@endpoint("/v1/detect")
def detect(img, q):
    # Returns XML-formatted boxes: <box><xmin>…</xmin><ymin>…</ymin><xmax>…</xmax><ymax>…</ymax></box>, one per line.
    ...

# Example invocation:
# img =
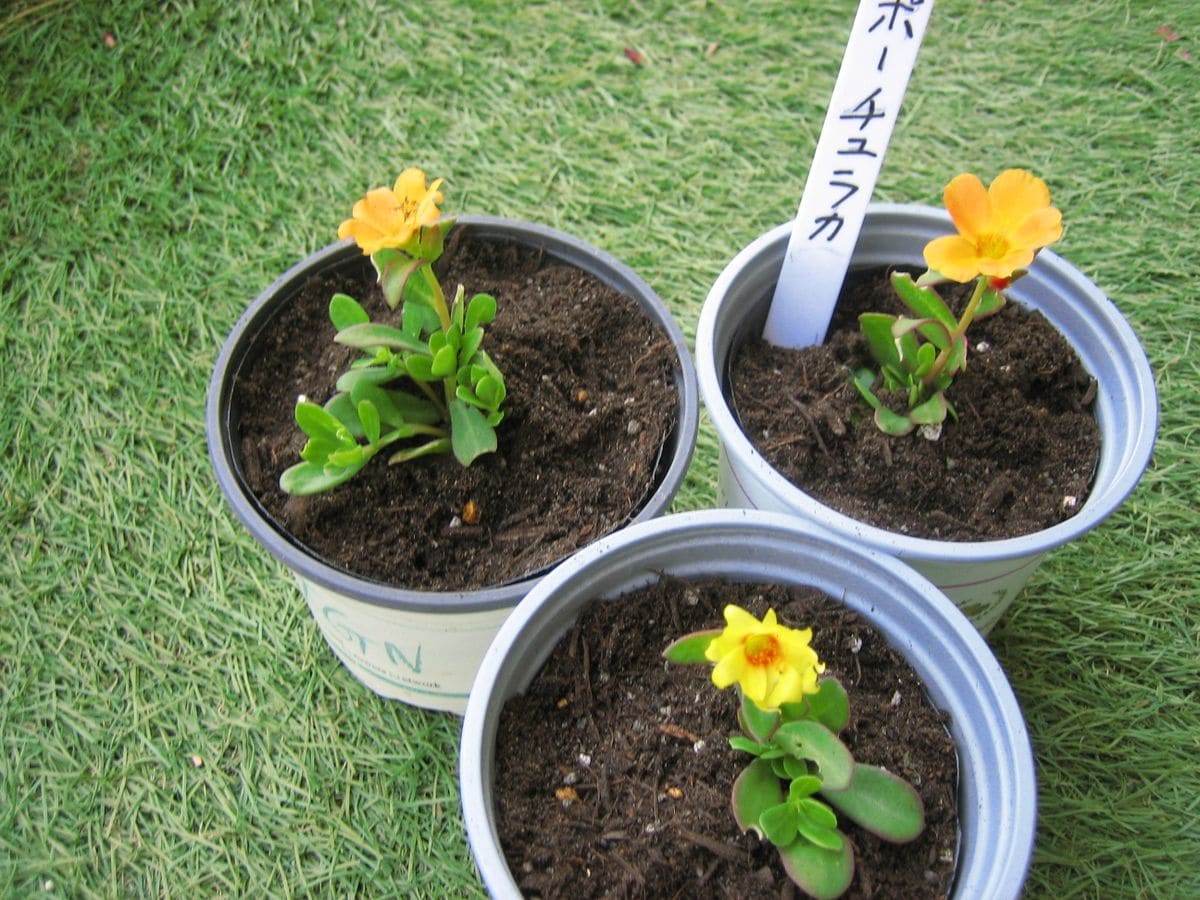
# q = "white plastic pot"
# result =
<box><xmin>695</xmin><ymin>205</ymin><xmax>1157</xmax><ymax>632</ymax></box>
<box><xmin>207</xmin><ymin>216</ymin><xmax>698</xmax><ymax>712</ymax></box>
<box><xmin>460</xmin><ymin>509</ymin><xmax>1037</xmax><ymax>899</ymax></box>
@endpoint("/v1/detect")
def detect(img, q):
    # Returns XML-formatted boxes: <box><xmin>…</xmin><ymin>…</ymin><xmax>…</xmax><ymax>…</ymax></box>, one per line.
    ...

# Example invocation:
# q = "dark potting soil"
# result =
<box><xmin>232</xmin><ymin>229</ymin><xmax>679</xmax><ymax>590</ymax></box>
<box><xmin>730</xmin><ymin>266</ymin><xmax>1101</xmax><ymax>541</ymax></box>
<box><xmin>494</xmin><ymin>579</ymin><xmax>959</xmax><ymax>899</ymax></box>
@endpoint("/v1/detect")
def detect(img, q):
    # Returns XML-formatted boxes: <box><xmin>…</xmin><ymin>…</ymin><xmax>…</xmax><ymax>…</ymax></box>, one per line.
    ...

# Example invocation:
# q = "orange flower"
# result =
<box><xmin>337</xmin><ymin>168</ymin><xmax>445</xmax><ymax>255</ymax></box>
<box><xmin>705</xmin><ymin>605</ymin><xmax>825</xmax><ymax>710</ymax></box>
<box><xmin>923</xmin><ymin>169</ymin><xmax>1063</xmax><ymax>283</ymax></box>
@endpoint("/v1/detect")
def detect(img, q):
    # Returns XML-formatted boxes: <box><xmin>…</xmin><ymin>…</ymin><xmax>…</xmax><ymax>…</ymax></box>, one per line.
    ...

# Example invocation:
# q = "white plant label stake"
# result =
<box><xmin>762</xmin><ymin>0</ymin><xmax>935</xmax><ymax>349</ymax></box>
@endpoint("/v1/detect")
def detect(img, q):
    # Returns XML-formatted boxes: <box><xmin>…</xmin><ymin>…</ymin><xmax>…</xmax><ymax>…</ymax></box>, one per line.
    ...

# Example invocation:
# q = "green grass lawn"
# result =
<box><xmin>3</xmin><ymin>1</ymin><xmax>1197</xmax><ymax>896</ymax></box>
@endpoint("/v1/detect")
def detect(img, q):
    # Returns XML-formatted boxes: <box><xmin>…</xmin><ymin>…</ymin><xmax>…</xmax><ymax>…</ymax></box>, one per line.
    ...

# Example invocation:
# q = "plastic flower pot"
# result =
<box><xmin>695</xmin><ymin>204</ymin><xmax>1157</xmax><ymax>633</ymax></box>
<box><xmin>460</xmin><ymin>509</ymin><xmax>1036</xmax><ymax>899</ymax></box>
<box><xmin>207</xmin><ymin>216</ymin><xmax>698</xmax><ymax>713</ymax></box>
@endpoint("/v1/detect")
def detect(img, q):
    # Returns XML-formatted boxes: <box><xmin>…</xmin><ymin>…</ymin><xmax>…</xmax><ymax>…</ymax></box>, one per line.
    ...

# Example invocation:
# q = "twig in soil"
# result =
<box><xmin>580</xmin><ymin>635</ymin><xmax>594</xmax><ymax>708</ymax></box>
<box><xmin>603</xmin><ymin>848</ymin><xmax>645</xmax><ymax>887</ymax></box>
<box><xmin>787</xmin><ymin>395</ymin><xmax>830</xmax><ymax>455</ymax></box>
<box><xmin>672</xmin><ymin>825</ymin><xmax>751</xmax><ymax>866</ymax></box>
<box><xmin>658</xmin><ymin>722</ymin><xmax>702</xmax><ymax>743</ymax></box>
<box><xmin>630</xmin><ymin>337</ymin><xmax>672</xmax><ymax>375</ymax></box>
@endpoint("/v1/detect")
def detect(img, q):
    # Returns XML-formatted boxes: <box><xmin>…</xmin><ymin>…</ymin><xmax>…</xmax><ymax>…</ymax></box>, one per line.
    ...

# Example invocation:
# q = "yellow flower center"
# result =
<box><xmin>977</xmin><ymin>232</ymin><xmax>1011</xmax><ymax>260</ymax></box>
<box><xmin>392</xmin><ymin>198</ymin><xmax>418</xmax><ymax>221</ymax></box>
<box><xmin>743</xmin><ymin>633</ymin><xmax>780</xmax><ymax>667</ymax></box>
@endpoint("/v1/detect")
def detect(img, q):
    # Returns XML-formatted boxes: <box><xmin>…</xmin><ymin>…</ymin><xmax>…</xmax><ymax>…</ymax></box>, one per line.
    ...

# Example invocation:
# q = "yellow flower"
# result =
<box><xmin>337</xmin><ymin>168</ymin><xmax>445</xmax><ymax>256</ymax></box>
<box><xmin>923</xmin><ymin>169</ymin><xmax>1063</xmax><ymax>283</ymax></box>
<box><xmin>705</xmin><ymin>605</ymin><xmax>825</xmax><ymax>710</ymax></box>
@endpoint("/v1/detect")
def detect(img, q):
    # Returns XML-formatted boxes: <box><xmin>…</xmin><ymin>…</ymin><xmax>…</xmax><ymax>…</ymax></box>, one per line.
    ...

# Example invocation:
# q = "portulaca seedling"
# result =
<box><xmin>664</xmin><ymin>605</ymin><xmax>925</xmax><ymax>899</ymax></box>
<box><xmin>281</xmin><ymin>169</ymin><xmax>508</xmax><ymax>495</ymax></box>
<box><xmin>853</xmin><ymin>169</ymin><xmax>1063</xmax><ymax>436</ymax></box>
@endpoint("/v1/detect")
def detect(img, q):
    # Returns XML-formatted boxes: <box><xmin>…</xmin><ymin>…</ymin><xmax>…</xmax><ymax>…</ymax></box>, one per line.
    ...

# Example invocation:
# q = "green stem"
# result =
<box><xmin>418</xmin><ymin>266</ymin><xmax>458</xmax><ymax>413</ymax></box>
<box><xmin>413</xmin><ymin>378</ymin><xmax>448</xmax><ymax>419</ymax></box>
<box><xmin>922</xmin><ymin>275</ymin><xmax>988</xmax><ymax>388</ymax></box>
<box><xmin>420</xmin><ymin>265</ymin><xmax>452</xmax><ymax>331</ymax></box>
<box><xmin>406</xmin><ymin>423</ymin><xmax>449</xmax><ymax>438</ymax></box>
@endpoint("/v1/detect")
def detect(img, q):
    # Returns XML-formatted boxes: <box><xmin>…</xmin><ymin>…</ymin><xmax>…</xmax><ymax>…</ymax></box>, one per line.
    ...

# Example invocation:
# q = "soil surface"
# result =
<box><xmin>730</xmin><ymin>267</ymin><xmax>1101</xmax><ymax>541</ymax></box>
<box><xmin>232</xmin><ymin>228</ymin><xmax>679</xmax><ymax>590</ymax></box>
<box><xmin>494</xmin><ymin>578</ymin><xmax>959</xmax><ymax>899</ymax></box>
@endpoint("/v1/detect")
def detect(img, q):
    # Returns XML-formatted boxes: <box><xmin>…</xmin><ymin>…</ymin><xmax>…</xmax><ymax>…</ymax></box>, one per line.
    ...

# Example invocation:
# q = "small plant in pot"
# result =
<box><xmin>663</xmin><ymin>605</ymin><xmax>927</xmax><ymax>898</ymax></box>
<box><xmin>851</xmin><ymin>169</ymin><xmax>1065</xmax><ymax>439</ymax></box>
<box><xmin>695</xmin><ymin>171</ymin><xmax>1157</xmax><ymax>633</ymax></box>
<box><xmin>460</xmin><ymin>510</ymin><xmax>1037</xmax><ymax>899</ymax></box>
<box><xmin>206</xmin><ymin>170</ymin><xmax>698</xmax><ymax>712</ymax></box>
<box><xmin>281</xmin><ymin>168</ymin><xmax>510</xmax><ymax>490</ymax></box>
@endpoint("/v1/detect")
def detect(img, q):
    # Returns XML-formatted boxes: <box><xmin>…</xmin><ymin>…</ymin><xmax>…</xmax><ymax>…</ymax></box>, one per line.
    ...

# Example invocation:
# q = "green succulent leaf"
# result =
<box><xmin>415</xmin><ymin>218</ymin><xmax>453</xmax><ymax>262</ymax></box>
<box><xmin>913</xmin><ymin>340</ymin><xmax>938</xmax><ymax>378</ymax></box>
<box><xmin>731</xmin><ymin>758</ymin><xmax>783</xmax><ymax>838</ymax></box>
<box><xmin>915</xmin><ymin>268</ymin><xmax>949</xmax><ymax>288</ymax></box>
<box><xmin>327</xmin><ymin>444</ymin><xmax>366</xmax><ymax>469</ymax></box>
<box><xmin>760</xmin><ymin>802</ymin><xmax>799</xmax><ymax>847</ymax></box>
<box><xmin>859</xmin><ymin>313</ymin><xmax>901</xmax><ymax>369</ymax></box>
<box><xmin>793</xmin><ymin>799</ymin><xmax>844</xmax><ymax>851</ymax></box>
<box><xmin>371</xmin><ymin>249</ymin><xmax>425</xmax><ymax>310</ymax></box>
<box><xmin>473</xmin><ymin>375</ymin><xmax>506</xmax><ymax>410</ymax></box>
<box><xmin>791</xmin><ymin>678</ymin><xmax>850</xmax><ymax>733</ymax></box>
<box><xmin>357</xmin><ymin>399</ymin><xmax>381</xmax><ymax>445</ymax></box>
<box><xmin>773</xmin><ymin>720</ymin><xmax>853</xmax><ymax>791</ymax></box>
<box><xmin>788</xmin><ymin>774</ymin><xmax>824</xmax><ymax>800</ymax></box>
<box><xmin>329</xmin><ymin>293</ymin><xmax>370</xmax><ymax>330</ymax></box>
<box><xmin>944</xmin><ymin>334</ymin><xmax>968</xmax><ymax>375</ymax></box>
<box><xmin>431</xmin><ymin>343</ymin><xmax>458</xmax><ymax>378</ymax></box>
<box><xmin>780</xmin><ymin>755</ymin><xmax>812</xmax><ymax>781</ymax></box>
<box><xmin>891</xmin><ymin>272</ymin><xmax>956</xmax><ymax>329</ymax></box>
<box><xmin>729</xmin><ymin>736</ymin><xmax>774</xmax><ymax>757</ymax></box>
<box><xmin>850</xmin><ymin>368</ymin><xmax>884</xmax><ymax>411</ymax></box>
<box><xmin>336</xmin><ymin>322</ymin><xmax>427</xmax><ymax>354</ymax></box>
<box><xmin>295</xmin><ymin>401</ymin><xmax>350</xmax><ymax>442</ymax></box>
<box><xmin>739</xmin><ymin>694</ymin><xmax>782</xmax><ymax>743</ymax></box>
<box><xmin>336</xmin><ymin>365</ymin><xmax>398</xmax><ymax>393</ymax></box>
<box><xmin>403</xmin><ymin>354</ymin><xmax>437</xmax><ymax>382</ymax></box>
<box><xmin>324</xmin><ymin>392</ymin><xmax>362</xmax><ymax>435</ymax></box>
<box><xmin>661</xmin><ymin>630</ymin><xmax>719</xmax><ymax>664</ymax></box>
<box><xmin>976</xmin><ymin>282</ymin><xmax>1008</xmax><ymax>318</ymax></box>
<box><xmin>777</xmin><ymin>835</ymin><xmax>854</xmax><ymax>900</ymax></box>
<box><xmin>874</xmin><ymin>406</ymin><xmax>916</xmax><ymax>436</ymax></box>
<box><xmin>279</xmin><ymin>460</ymin><xmax>360</xmax><ymax>495</ymax></box>
<box><xmin>350</xmin><ymin>383</ymin><xmax>440</xmax><ymax>427</ymax></box>
<box><xmin>909</xmin><ymin>393</ymin><xmax>948</xmax><ymax>426</ymax></box>
<box><xmin>403</xmin><ymin>299</ymin><xmax>442</xmax><ymax>338</ymax></box>
<box><xmin>466</xmin><ymin>292</ymin><xmax>498</xmax><ymax>330</ymax></box>
<box><xmin>449</xmin><ymin>399</ymin><xmax>497</xmax><ymax>466</ymax></box>
<box><xmin>896</xmin><ymin>327</ymin><xmax>921</xmax><ymax>368</ymax></box>
<box><xmin>821</xmin><ymin>764</ymin><xmax>925</xmax><ymax>843</ymax></box>
<box><xmin>298</xmin><ymin>436</ymin><xmax>345</xmax><ymax>465</ymax></box>
<box><xmin>461</xmin><ymin>326</ymin><xmax>485</xmax><ymax>363</ymax></box>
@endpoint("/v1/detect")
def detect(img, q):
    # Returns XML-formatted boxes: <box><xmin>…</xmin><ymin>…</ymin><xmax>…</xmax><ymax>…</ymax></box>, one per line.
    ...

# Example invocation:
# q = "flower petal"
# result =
<box><xmin>765</xmin><ymin>666</ymin><xmax>804</xmax><ymax>709</ymax></box>
<box><xmin>923</xmin><ymin>234</ymin><xmax>983</xmax><ymax>283</ymax></box>
<box><xmin>740</xmin><ymin>664</ymin><xmax>769</xmax><ymax>708</ymax></box>
<box><xmin>988</xmin><ymin>169</ymin><xmax>1052</xmax><ymax>231</ymax></box>
<box><xmin>723</xmin><ymin>604</ymin><xmax>761</xmax><ymax>631</ymax></box>
<box><xmin>393</xmin><ymin>167</ymin><xmax>429</xmax><ymax>199</ymax></box>
<box><xmin>978</xmin><ymin>247</ymin><xmax>1035</xmax><ymax>279</ymax></box>
<box><xmin>711</xmin><ymin>650</ymin><xmax>745</xmax><ymax>689</ymax></box>
<box><xmin>1011</xmin><ymin>206</ymin><xmax>1063</xmax><ymax>253</ymax></box>
<box><xmin>943</xmin><ymin>172</ymin><xmax>991</xmax><ymax>242</ymax></box>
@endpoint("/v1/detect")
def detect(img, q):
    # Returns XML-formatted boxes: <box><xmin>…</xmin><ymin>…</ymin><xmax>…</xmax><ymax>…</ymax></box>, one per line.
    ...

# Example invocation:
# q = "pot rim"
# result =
<box><xmin>695</xmin><ymin>203</ymin><xmax>1158</xmax><ymax>563</ymax></box>
<box><xmin>206</xmin><ymin>215</ymin><xmax>698</xmax><ymax>613</ymax></box>
<box><xmin>460</xmin><ymin>508</ymin><xmax>1037</xmax><ymax>900</ymax></box>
